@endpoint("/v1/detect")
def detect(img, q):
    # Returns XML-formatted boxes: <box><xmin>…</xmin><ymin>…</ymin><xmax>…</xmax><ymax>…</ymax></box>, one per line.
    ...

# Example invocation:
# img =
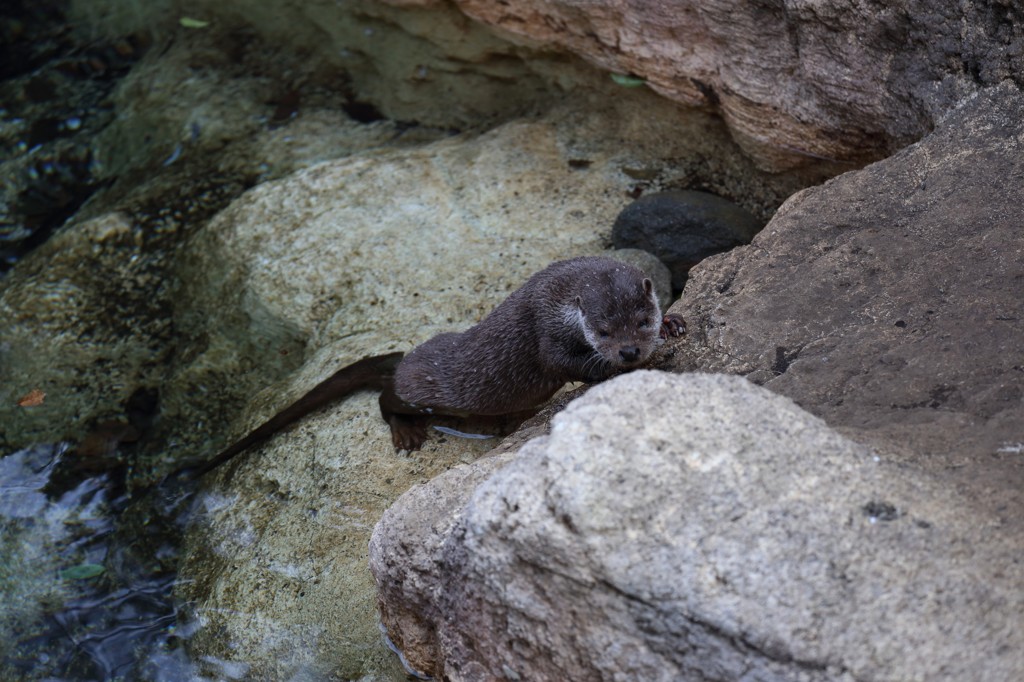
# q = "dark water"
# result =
<box><xmin>0</xmin><ymin>4</ymin><xmax>196</xmax><ymax>678</ymax></box>
<box><xmin>1</xmin><ymin>0</ymin><xmax>141</xmax><ymax>274</ymax></box>
<box><xmin>0</xmin><ymin>443</ymin><xmax>202</xmax><ymax>680</ymax></box>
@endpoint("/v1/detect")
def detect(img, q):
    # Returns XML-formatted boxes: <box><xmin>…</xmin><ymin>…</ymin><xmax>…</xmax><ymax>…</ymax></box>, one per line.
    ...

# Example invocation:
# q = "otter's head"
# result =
<box><xmin>573</xmin><ymin>264</ymin><xmax>662</xmax><ymax>376</ymax></box>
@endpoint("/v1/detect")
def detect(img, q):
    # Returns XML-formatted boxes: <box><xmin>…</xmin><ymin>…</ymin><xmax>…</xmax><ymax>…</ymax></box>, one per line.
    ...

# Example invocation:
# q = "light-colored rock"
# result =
<box><xmin>0</xmin><ymin>7</ymin><xmax>830</xmax><ymax>677</ymax></box>
<box><xmin>172</xmin><ymin>92</ymin><xmax>788</xmax><ymax>677</ymax></box>
<box><xmin>370</xmin><ymin>371</ymin><xmax>1024</xmax><ymax>681</ymax></box>
<box><xmin>172</xmin><ymin>117</ymin><xmax>623</xmax><ymax>679</ymax></box>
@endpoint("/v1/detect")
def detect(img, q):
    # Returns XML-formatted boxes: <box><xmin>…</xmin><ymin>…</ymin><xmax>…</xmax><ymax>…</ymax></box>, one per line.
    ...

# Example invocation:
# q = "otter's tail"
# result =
<box><xmin>175</xmin><ymin>352</ymin><xmax>404</xmax><ymax>482</ymax></box>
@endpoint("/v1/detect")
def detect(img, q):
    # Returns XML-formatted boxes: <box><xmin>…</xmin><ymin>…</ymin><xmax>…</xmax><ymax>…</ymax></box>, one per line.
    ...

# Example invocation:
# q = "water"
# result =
<box><xmin>0</xmin><ymin>443</ymin><xmax>201</xmax><ymax>680</ymax></box>
<box><xmin>0</xmin><ymin>7</ymin><xmax>199</xmax><ymax>672</ymax></box>
<box><xmin>0</xmin><ymin>0</ymin><xmax>145</xmax><ymax>276</ymax></box>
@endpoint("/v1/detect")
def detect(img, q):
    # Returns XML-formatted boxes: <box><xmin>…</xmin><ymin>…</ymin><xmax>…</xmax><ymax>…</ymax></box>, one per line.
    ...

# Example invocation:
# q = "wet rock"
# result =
<box><xmin>370</xmin><ymin>371</ymin><xmax>1024</xmax><ymax>681</ymax></box>
<box><xmin>414</xmin><ymin>0</ymin><xmax>1024</xmax><ymax>170</ymax></box>
<box><xmin>0</xmin><ymin>213</ymin><xmax>174</xmax><ymax>448</ymax></box>
<box><xmin>612</xmin><ymin>190</ymin><xmax>762</xmax><ymax>290</ymax></box>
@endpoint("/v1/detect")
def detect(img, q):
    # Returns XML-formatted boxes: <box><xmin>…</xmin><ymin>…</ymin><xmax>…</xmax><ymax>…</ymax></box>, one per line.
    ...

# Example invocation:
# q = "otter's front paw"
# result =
<box><xmin>660</xmin><ymin>313</ymin><xmax>686</xmax><ymax>339</ymax></box>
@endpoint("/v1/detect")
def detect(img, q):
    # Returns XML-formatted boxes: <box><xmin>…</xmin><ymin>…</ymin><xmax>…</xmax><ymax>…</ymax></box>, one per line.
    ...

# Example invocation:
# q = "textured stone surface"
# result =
<box><xmin>0</xmin><ymin>6</ymin><xmax>833</xmax><ymax>677</ymax></box>
<box><xmin>368</xmin><ymin>83</ymin><xmax>1024</xmax><ymax>680</ymax></box>
<box><xmin>370</xmin><ymin>371</ymin><xmax>1024</xmax><ymax>681</ymax></box>
<box><xmin>406</xmin><ymin>0</ymin><xmax>1024</xmax><ymax>169</ymax></box>
<box><xmin>671</xmin><ymin>83</ymin><xmax>1024</xmax><ymax>490</ymax></box>
<box><xmin>0</xmin><ymin>213</ymin><xmax>173</xmax><ymax>448</ymax></box>
<box><xmin>171</xmin><ymin>118</ymin><xmax>638</xmax><ymax>680</ymax></box>
<box><xmin>171</xmin><ymin>89</ymin><xmax>805</xmax><ymax>678</ymax></box>
<box><xmin>612</xmin><ymin>190</ymin><xmax>763</xmax><ymax>289</ymax></box>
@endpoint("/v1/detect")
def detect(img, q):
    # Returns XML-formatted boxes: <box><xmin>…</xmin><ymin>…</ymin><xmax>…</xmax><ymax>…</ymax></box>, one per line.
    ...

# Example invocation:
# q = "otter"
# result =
<box><xmin>382</xmin><ymin>256</ymin><xmax>684</xmax><ymax>448</ymax></box>
<box><xmin>190</xmin><ymin>257</ymin><xmax>684</xmax><ymax>478</ymax></box>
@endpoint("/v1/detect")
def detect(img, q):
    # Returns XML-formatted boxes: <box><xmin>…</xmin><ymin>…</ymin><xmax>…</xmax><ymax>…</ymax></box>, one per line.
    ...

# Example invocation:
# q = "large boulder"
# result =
<box><xmin>370</xmin><ymin>371</ymin><xmax>1024</xmax><ymax>681</ymax></box>
<box><xmin>171</xmin><ymin>86</ymin><xmax>798</xmax><ymax>678</ymax></box>
<box><xmin>369</xmin><ymin>83</ymin><xmax>1024</xmax><ymax>680</ymax></box>
<box><xmin>673</xmin><ymin>82</ymin><xmax>1024</xmax><ymax>493</ymax></box>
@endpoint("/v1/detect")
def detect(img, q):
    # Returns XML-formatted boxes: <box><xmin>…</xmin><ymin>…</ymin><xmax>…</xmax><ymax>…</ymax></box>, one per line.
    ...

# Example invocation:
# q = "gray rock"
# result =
<box><xmin>612</xmin><ymin>190</ymin><xmax>762</xmax><ymax>289</ymax></box>
<box><xmin>370</xmin><ymin>371</ymin><xmax>1024</xmax><ymax>681</ymax></box>
<box><xmin>672</xmin><ymin>83</ymin><xmax>1024</xmax><ymax>500</ymax></box>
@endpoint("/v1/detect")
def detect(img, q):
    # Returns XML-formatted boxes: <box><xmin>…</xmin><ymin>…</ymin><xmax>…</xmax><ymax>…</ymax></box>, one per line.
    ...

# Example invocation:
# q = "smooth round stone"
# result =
<box><xmin>612</xmin><ymin>190</ymin><xmax>763</xmax><ymax>289</ymax></box>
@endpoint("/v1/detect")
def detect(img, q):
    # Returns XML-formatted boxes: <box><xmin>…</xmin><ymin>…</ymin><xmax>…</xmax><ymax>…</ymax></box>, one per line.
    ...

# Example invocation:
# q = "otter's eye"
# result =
<box><xmin>639</xmin><ymin>319</ymin><xmax>650</xmax><ymax>328</ymax></box>
<box><xmin>598</xmin><ymin>329</ymin><xmax>609</xmax><ymax>338</ymax></box>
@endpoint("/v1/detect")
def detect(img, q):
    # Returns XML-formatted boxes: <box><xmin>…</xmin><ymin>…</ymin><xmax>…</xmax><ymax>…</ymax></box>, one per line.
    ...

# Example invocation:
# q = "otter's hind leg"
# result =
<box><xmin>384</xmin><ymin>412</ymin><xmax>429</xmax><ymax>451</ymax></box>
<box><xmin>379</xmin><ymin>380</ymin><xmax>431</xmax><ymax>450</ymax></box>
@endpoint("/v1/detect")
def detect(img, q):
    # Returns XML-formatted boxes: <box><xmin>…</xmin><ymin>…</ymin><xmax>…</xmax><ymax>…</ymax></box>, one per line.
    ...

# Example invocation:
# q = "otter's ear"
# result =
<box><xmin>574</xmin><ymin>295</ymin><xmax>582</xmax><ymax>309</ymax></box>
<box><xmin>642</xmin><ymin>278</ymin><xmax>653</xmax><ymax>296</ymax></box>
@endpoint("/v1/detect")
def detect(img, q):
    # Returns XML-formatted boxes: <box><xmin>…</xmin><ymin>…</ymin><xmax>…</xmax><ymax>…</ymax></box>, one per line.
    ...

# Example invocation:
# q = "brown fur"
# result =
<box><xmin>193</xmin><ymin>257</ymin><xmax>684</xmax><ymax>473</ymax></box>
<box><xmin>393</xmin><ymin>257</ymin><xmax>664</xmax><ymax>416</ymax></box>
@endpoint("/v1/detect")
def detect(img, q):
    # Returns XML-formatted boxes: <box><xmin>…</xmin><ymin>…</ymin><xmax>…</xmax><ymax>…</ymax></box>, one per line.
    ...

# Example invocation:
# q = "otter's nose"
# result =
<box><xmin>619</xmin><ymin>346</ymin><xmax>641</xmax><ymax>363</ymax></box>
